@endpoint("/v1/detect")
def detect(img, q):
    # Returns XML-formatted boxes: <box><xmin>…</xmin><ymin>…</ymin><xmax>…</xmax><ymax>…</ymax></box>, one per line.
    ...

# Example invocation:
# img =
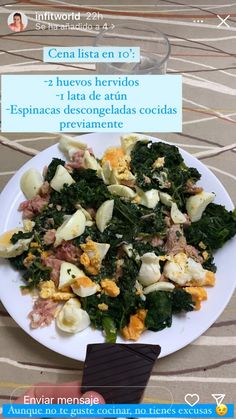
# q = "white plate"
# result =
<box><xmin>0</xmin><ymin>133</ymin><xmax>235</xmax><ymax>362</ymax></box>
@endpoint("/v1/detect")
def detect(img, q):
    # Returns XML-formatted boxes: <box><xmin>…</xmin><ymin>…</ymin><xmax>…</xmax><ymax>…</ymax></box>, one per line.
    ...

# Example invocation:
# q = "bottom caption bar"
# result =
<box><xmin>2</xmin><ymin>404</ymin><xmax>234</xmax><ymax>418</ymax></box>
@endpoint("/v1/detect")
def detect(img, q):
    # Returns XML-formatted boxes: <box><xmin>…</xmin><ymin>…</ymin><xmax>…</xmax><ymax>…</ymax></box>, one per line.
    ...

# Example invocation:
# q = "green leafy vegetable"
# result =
<box><xmin>22</xmin><ymin>258</ymin><xmax>51</xmax><ymax>289</ymax></box>
<box><xmin>131</xmin><ymin>141</ymin><xmax>201</xmax><ymax>208</ymax></box>
<box><xmin>168</xmin><ymin>165</ymin><xmax>201</xmax><ymax>208</ymax></box>
<box><xmin>50</xmin><ymin>170</ymin><xmax>111</xmax><ymax>212</ymax></box>
<box><xmin>145</xmin><ymin>289</ymin><xmax>195</xmax><ymax>331</ymax></box>
<box><xmin>10</xmin><ymin>251</ymin><xmax>28</xmax><ymax>271</ymax></box>
<box><xmin>145</xmin><ymin>291</ymin><xmax>173</xmax><ymax>331</ymax></box>
<box><xmin>171</xmin><ymin>289</ymin><xmax>195</xmax><ymax>313</ymax></box>
<box><xmin>11</xmin><ymin>231</ymin><xmax>32</xmax><ymax>244</ymax></box>
<box><xmin>185</xmin><ymin>203</ymin><xmax>236</xmax><ymax>251</ymax></box>
<box><xmin>102</xmin><ymin>317</ymin><xmax>117</xmax><ymax>343</ymax></box>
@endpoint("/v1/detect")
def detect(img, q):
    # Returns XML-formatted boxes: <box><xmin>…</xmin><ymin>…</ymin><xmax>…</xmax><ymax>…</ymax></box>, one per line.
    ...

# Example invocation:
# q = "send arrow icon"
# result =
<box><xmin>212</xmin><ymin>394</ymin><xmax>225</xmax><ymax>406</ymax></box>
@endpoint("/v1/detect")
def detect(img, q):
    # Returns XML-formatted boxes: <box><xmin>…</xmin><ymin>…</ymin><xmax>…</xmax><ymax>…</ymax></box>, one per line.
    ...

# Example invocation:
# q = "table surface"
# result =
<box><xmin>0</xmin><ymin>0</ymin><xmax>236</xmax><ymax>408</ymax></box>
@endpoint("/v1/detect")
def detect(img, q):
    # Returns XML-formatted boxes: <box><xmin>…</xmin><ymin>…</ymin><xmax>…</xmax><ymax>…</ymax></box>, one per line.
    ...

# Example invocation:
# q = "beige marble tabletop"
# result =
<box><xmin>0</xmin><ymin>0</ymin><xmax>236</xmax><ymax>410</ymax></box>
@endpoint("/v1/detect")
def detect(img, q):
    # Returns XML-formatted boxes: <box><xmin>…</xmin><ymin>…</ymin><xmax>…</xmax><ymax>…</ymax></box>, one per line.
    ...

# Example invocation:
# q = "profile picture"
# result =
<box><xmin>8</xmin><ymin>12</ymin><xmax>28</xmax><ymax>32</ymax></box>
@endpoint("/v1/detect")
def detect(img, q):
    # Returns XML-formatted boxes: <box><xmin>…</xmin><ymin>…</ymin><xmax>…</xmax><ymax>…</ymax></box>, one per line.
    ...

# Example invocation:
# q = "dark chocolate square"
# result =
<box><xmin>81</xmin><ymin>343</ymin><xmax>161</xmax><ymax>404</ymax></box>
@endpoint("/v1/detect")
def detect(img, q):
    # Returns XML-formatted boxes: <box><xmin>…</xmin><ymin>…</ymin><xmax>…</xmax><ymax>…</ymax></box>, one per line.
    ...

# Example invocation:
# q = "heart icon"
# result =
<box><xmin>185</xmin><ymin>394</ymin><xmax>200</xmax><ymax>407</ymax></box>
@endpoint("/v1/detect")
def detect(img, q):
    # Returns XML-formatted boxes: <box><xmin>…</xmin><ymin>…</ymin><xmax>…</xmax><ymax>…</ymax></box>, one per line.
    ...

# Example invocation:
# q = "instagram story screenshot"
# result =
<box><xmin>0</xmin><ymin>1</ymin><xmax>235</xmax><ymax>418</ymax></box>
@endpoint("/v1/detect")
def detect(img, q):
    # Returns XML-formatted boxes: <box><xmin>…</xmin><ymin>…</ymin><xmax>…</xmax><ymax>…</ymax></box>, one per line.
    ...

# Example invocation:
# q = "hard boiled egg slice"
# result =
<box><xmin>109</xmin><ymin>169</ymin><xmax>121</xmax><ymax>185</ymax></box>
<box><xmin>0</xmin><ymin>228</ymin><xmax>32</xmax><ymax>258</ymax></box>
<box><xmin>58</xmin><ymin>262</ymin><xmax>85</xmax><ymax>289</ymax></box>
<box><xmin>74</xmin><ymin>205</ymin><xmax>92</xmax><ymax>221</ymax></box>
<box><xmin>20</xmin><ymin>168</ymin><xmax>44</xmax><ymax>199</ymax></box>
<box><xmin>71</xmin><ymin>276</ymin><xmax>98</xmax><ymax>297</ymax></box>
<box><xmin>163</xmin><ymin>253</ymin><xmax>210</xmax><ymax>286</ymax></box>
<box><xmin>163</xmin><ymin>253</ymin><xmax>191</xmax><ymax>285</ymax></box>
<box><xmin>186</xmin><ymin>257</ymin><xmax>206</xmax><ymax>282</ymax></box>
<box><xmin>50</xmin><ymin>165</ymin><xmax>75</xmax><ymax>192</ymax></box>
<box><xmin>136</xmin><ymin>188</ymin><xmax>159</xmax><ymax>209</ymax></box>
<box><xmin>97</xmin><ymin>161</ymin><xmax>112</xmax><ymax>185</ymax></box>
<box><xmin>143</xmin><ymin>282</ymin><xmax>175</xmax><ymax>295</ymax></box>
<box><xmin>186</xmin><ymin>191</ymin><xmax>215</xmax><ymax>222</ymax></box>
<box><xmin>96</xmin><ymin>200</ymin><xmax>114</xmax><ymax>233</ymax></box>
<box><xmin>56</xmin><ymin>298</ymin><xmax>90</xmax><ymax>333</ymax></box>
<box><xmin>170</xmin><ymin>203</ymin><xmax>187</xmax><ymax>224</ymax></box>
<box><xmin>108</xmin><ymin>185</ymin><xmax>136</xmax><ymax>199</ymax></box>
<box><xmin>83</xmin><ymin>150</ymin><xmax>101</xmax><ymax>171</ymax></box>
<box><xmin>54</xmin><ymin>210</ymin><xmax>86</xmax><ymax>247</ymax></box>
<box><xmin>137</xmin><ymin>252</ymin><xmax>161</xmax><ymax>286</ymax></box>
<box><xmin>123</xmin><ymin>243</ymin><xmax>134</xmax><ymax>258</ymax></box>
<box><xmin>59</xmin><ymin>134</ymin><xmax>87</xmax><ymax>159</ymax></box>
<box><xmin>81</xmin><ymin>241</ymin><xmax>110</xmax><ymax>261</ymax></box>
<box><xmin>159</xmin><ymin>192</ymin><xmax>173</xmax><ymax>207</ymax></box>
<box><xmin>120</xmin><ymin>134</ymin><xmax>146</xmax><ymax>155</ymax></box>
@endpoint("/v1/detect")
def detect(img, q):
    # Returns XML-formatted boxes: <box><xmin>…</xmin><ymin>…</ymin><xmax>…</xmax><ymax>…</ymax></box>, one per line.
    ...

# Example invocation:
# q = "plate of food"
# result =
<box><xmin>0</xmin><ymin>133</ymin><xmax>236</xmax><ymax>361</ymax></box>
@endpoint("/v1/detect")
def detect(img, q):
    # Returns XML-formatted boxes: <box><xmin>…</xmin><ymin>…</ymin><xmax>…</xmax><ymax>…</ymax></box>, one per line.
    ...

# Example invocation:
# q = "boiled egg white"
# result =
<box><xmin>75</xmin><ymin>205</ymin><xmax>92</xmax><ymax>221</ymax></box>
<box><xmin>186</xmin><ymin>257</ymin><xmax>206</xmax><ymax>281</ymax></box>
<box><xmin>137</xmin><ymin>252</ymin><xmax>161</xmax><ymax>286</ymax></box>
<box><xmin>20</xmin><ymin>168</ymin><xmax>44</xmax><ymax>199</ymax></box>
<box><xmin>123</xmin><ymin>243</ymin><xmax>134</xmax><ymax>258</ymax></box>
<box><xmin>163</xmin><ymin>253</ymin><xmax>191</xmax><ymax>285</ymax></box>
<box><xmin>83</xmin><ymin>241</ymin><xmax>110</xmax><ymax>261</ymax></box>
<box><xmin>96</xmin><ymin>199</ymin><xmax>114</xmax><ymax>233</ymax></box>
<box><xmin>54</xmin><ymin>209</ymin><xmax>86</xmax><ymax>247</ymax></box>
<box><xmin>170</xmin><ymin>203</ymin><xmax>186</xmax><ymax>224</ymax></box>
<box><xmin>58</xmin><ymin>262</ymin><xmax>86</xmax><ymax>289</ymax></box>
<box><xmin>59</xmin><ymin>134</ymin><xmax>87</xmax><ymax>159</ymax></box>
<box><xmin>186</xmin><ymin>191</ymin><xmax>215</xmax><ymax>222</ymax></box>
<box><xmin>56</xmin><ymin>298</ymin><xmax>90</xmax><ymax>333</ymax></box>
<box><xmin>50</xmin><ymin>165</ymin><xmax>75</xmax><ymax>192</ymax></box>
<box><xmin>136</xmin><ymin>188</ymin><xmax>160</xmax><ymax>209</ymax></box>
<box><xmin>108</xmin><ymin>184</ymin><xmax>136</xmax><ymax>199</ymax></box>
<box><xmin>0</xmin><ymin>228</ymin><xmax>33</xmax><ymax>258</ymax></box>
<box><xmin>163</xmin><ymin>252</ymin><xmax>208</xmax><ymax>286</ymax></box>
<box><xmin>143</xmin><ymin>281</ymin><xmax>175</xmax><ymax>295</ymax></box>
<box><xmin>98</xmin><ymin>160</ymin><xmax>113</xmax><ymax>185</ymax></box>
<box><xmin>83</xmin><ymin>150</ymin><xmax>101</xmax><ymax>171</ymax></box>
<box><xmin>159</xmin><ymin>192</ymin><xmax>173</xmax><ymax>208</ymax></box>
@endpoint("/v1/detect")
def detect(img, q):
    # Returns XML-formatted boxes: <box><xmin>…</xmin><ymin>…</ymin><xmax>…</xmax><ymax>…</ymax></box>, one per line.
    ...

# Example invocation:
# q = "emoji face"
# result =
<box><xmin>216</xmin><ymin>404</ymin><xmax>228</xmax><ymax>416</ymax></box>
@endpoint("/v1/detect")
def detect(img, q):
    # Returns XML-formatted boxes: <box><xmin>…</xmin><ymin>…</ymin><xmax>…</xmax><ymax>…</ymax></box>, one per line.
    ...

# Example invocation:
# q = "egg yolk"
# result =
<box><xmin>185</xmin><ymin>287</ymin><xmax>207</xmax><ymax>310</ymax></box>
<box><xmin>0</xmin><ymin>230</ymin><xmax>16</xmax><ymax>245</ymax></box>
<box><xmin>102</xmin><ymin>147</ymin><xmax>125</xmax><ymax>169</ymax></box>
<box><xmin>122</xmin><ymin>309</ymin><xmax>147</xmax><ymax>341</ymax></box>
<box><xmin>73</xmin><ymin>276</ymin><xmax>94</xmax><ymax>288</ymax></box>
<box><xmin>101</xmin><ymin>279</ymin><xmax>120</xmax><ymax>297</ymax></box>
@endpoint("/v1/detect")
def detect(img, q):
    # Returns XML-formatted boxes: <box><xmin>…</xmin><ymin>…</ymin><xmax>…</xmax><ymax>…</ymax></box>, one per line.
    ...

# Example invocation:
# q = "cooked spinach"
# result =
<box><xmin>131</xmin><ymin>140</ymin><xmax>201</xmax><ymax>208</ymax></box>
<box><xmin>145</xmin><ymin>291</ymin><xmax>173</xmax><ymax>331</ymax></box>
<box><xmin>81</xmin><ymin>256</ymin><xmax>144</xmax><ymax>340</ymax></box>
<box><xmin>185</xmin><ymin>203</ymin><xmax>236</xmax><ymax>251</ymax></box>
<box><xmin>11</xmin><ymin>231</ymin><xmax>33</xmax><ymax>244</ymax></box>
<box><xmin>10</xmin><ymin>251</ymin><xmax>28</xmax><ymax>271</ymax></box>
<box><xmin>168</xmin><ymin>165</ymin><xmax>201</xmax><ymax>208</ymax></box>
<box><xmin>34</xmin><ymin>207</ymin><xmax>65</xmax><ymax>230</ymax></box>
<box><xmin>22</xmin><ymin>258</ymin><xmax>51</xmax><ymax>289</ymax></box>
<box><xmin>202</xmin><ymin>253</ymin><xmax>217</xmax><ymax>273</ymax></box>
<box><xmin>50</xmin><ymin>174</ymin><xmax>111</xmax><ymax>212</ymax></box>
<box><xmin>131</xmin><ymin>141</ymin><xmax>183</xmax><ymax>190</ymax></box>
<box><xmin>101</xmin><ymin>200</ymin><xmax>166</xmax><ymax>246</ymax></box>
<box><xmin>145</xmin><ymin>289</ymin><xmax>195</xmax><ymax>331</ymax></box>
<box><xmin>171</xmin><ymin>288</ymin><xmax>195</xmax><ymax>313</ymax></box>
